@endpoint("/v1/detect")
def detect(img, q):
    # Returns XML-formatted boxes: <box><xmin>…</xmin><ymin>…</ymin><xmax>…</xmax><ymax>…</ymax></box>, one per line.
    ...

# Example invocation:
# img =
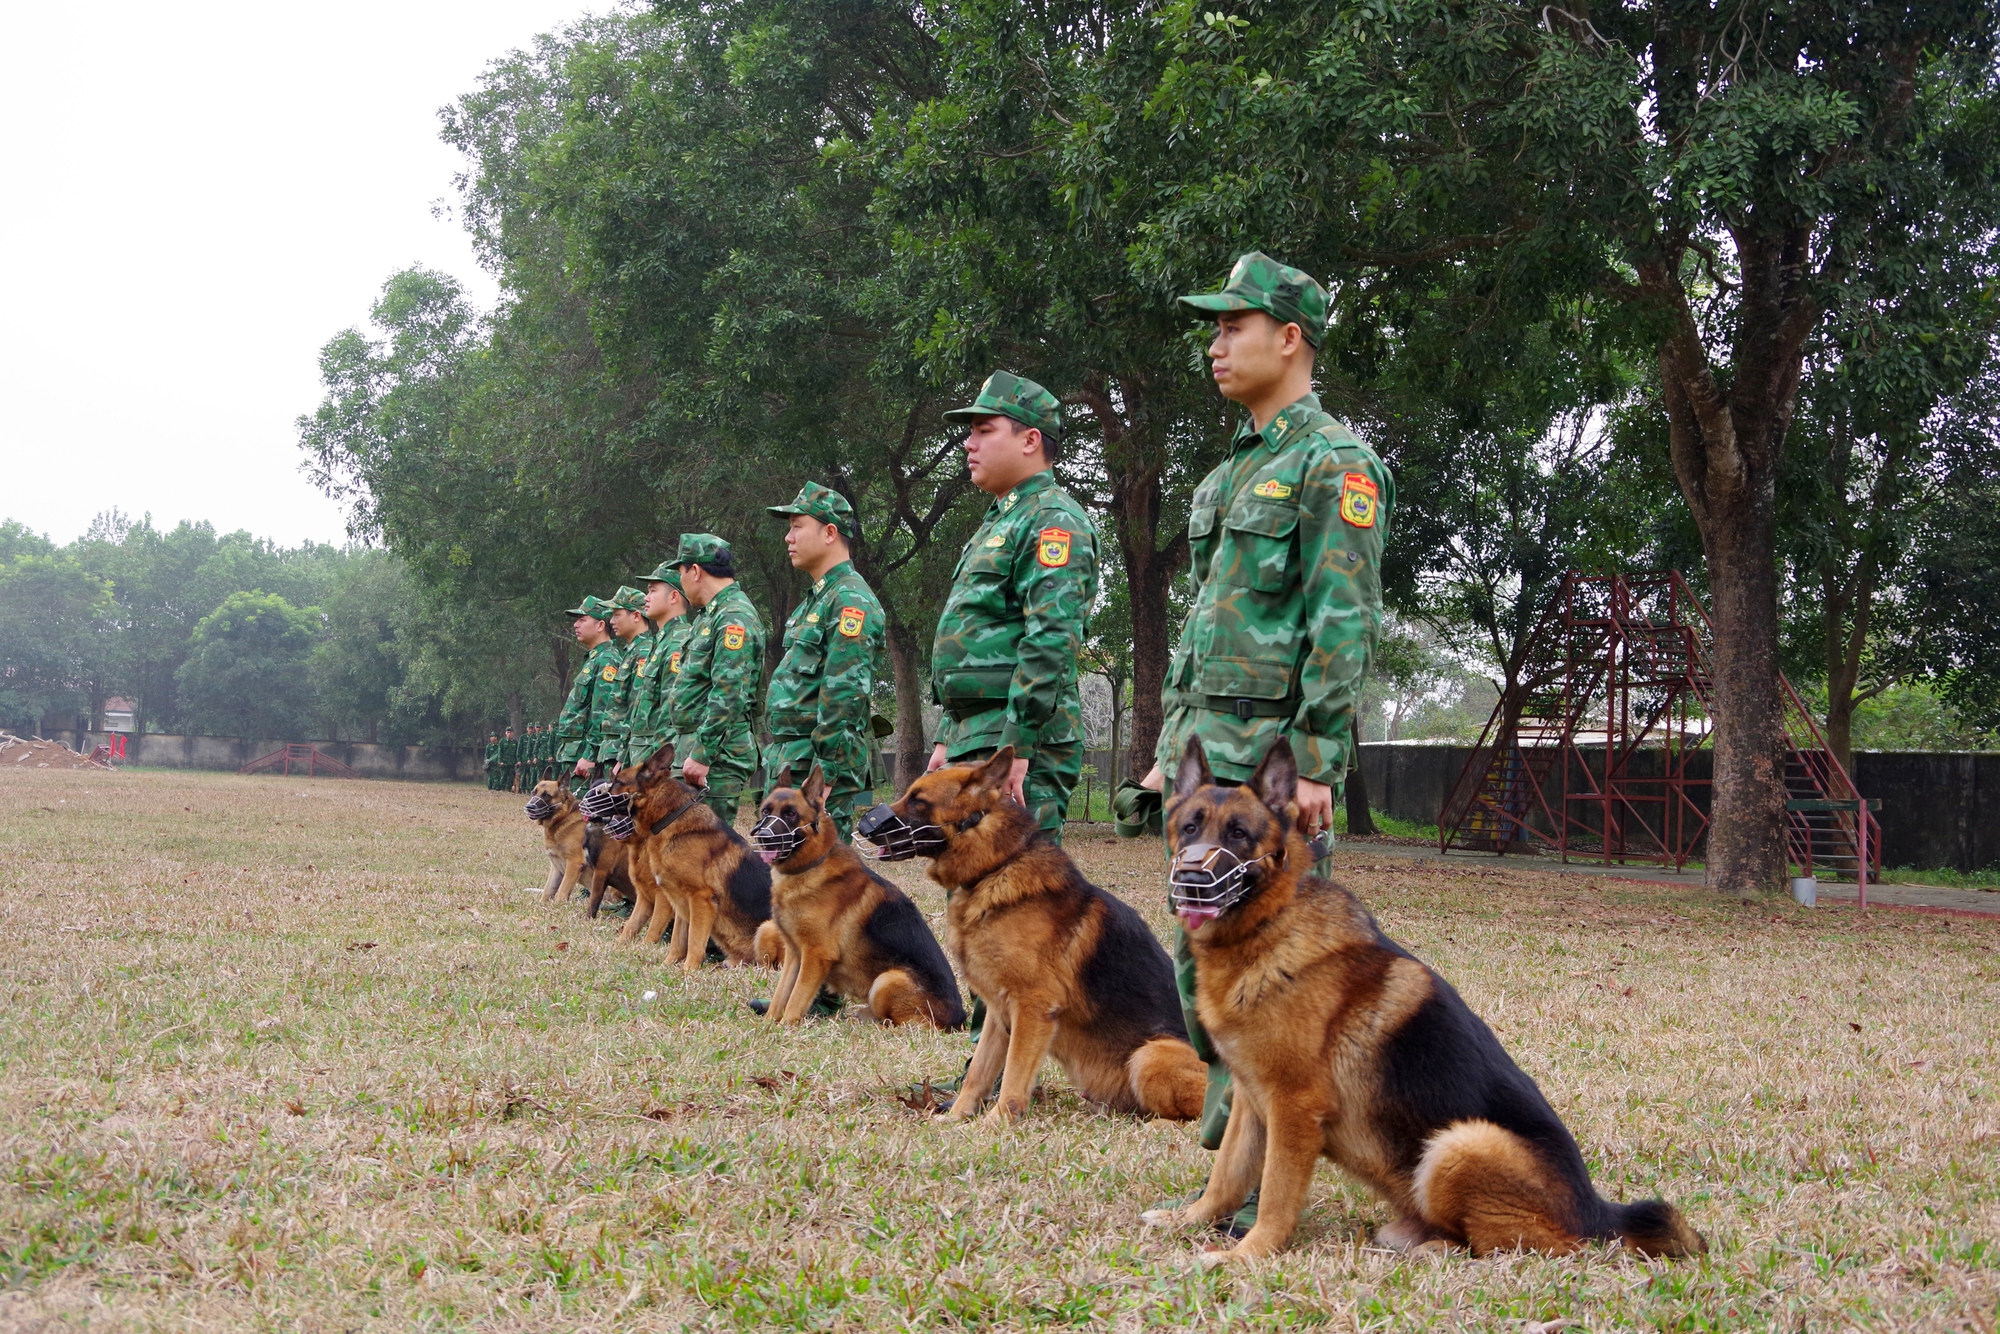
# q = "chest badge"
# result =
<box><xmin>721</xmin><ymin>623</ymin><xmax>747</xmax><ymax>651</ymax></box>
<box><xmin>1037</xmin><ymin>527</ymin><xmax>1072</xmax><ymax>568</ymax></box>
<box><xmin>805</xmin><ymin>612</ymin><xmax>819</xmax><ymax>623</ymax></box>
<box><xmin>1252</xmin><ymin>478</ymin><xmax>1295</xmax><ymax>500</ymax></box>
<box><xmin>837</xmin><ymin>605</ymin><xmax>865</xmax><ymax>638</ymax></box>
<box><xmin>1339</xmin><ymin>472</ymin><xmax>1379</xmax><ymax>528</ymax></box>
<box><xmin>983</xmin><ymin>533</ymin><xmax>1007</xmax><ymax>548</ymax></box>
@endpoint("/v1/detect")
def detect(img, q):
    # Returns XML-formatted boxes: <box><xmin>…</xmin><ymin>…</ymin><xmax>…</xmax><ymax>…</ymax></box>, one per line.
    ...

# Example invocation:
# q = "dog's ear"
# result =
<box><xmin>1251</xmin><ymin>739</ymin><xmax>1298</xmax><ymax>813</ymax></box>
<box><xmin>641</xmin><ymin>744</ymin><xmax>677</xmax><ymax>783</ymax></box>
<box><xmin>802</xmin><ymin>762</ymin><xmax>827</xmax><ymax>807</ymax></box>
<box><xmin>1174</xmin><ymin>736</ymin><xmax>1214</xmax><ymax>801</ymax></box>
<box><xmin>970</xmin><ymin>746</ymin><xmax>1015</xmax><ymax>793</ymax></box>
<box><xmin>771</xmin><ymin>765</ymin><xmax>794</xmax><ymax>793</ymax></box>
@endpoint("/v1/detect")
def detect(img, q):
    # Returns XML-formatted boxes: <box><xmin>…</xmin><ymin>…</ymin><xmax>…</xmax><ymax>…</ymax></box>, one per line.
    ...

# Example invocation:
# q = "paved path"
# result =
<box><xmin>1332</xmin><ymin>839</ymin><xmax>2000</xmax><ymax>919</ymax></box>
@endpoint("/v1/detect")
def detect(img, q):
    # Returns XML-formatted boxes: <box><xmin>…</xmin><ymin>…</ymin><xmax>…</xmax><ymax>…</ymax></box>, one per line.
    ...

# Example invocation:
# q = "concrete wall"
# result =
<box><xmin>1355</xmin><ymin>741</ymin><xmax>1995</xmax><ymax>873</ymax></box>
<box><xmin>56</xmin><ymin>731</ymin><xmax>486</xmax><ymax>783</ymax></box>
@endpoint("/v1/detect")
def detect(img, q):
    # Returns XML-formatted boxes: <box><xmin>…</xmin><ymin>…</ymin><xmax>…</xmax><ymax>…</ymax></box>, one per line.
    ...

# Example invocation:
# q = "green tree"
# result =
<box><xmin>1125</xmin><ymin>0</ymin><xmax>2000</xmax><ymax>891</ymax></box>
<box><xmin>174</xmin><ymin>591</ymin><xmax>323</xmax><ymax>740</ymax></box>
<box><xmin>0</xmin><ymin>550</ymin><xmax>117</xmax><ymax>733</ymax></box>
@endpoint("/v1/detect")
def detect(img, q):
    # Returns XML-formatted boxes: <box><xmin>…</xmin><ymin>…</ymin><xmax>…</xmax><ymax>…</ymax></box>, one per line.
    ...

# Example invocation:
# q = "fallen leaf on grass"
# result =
<box><xmin>1850</xmin><ymin>1022</ymin><xmax>1863</xmax><ymax>1032</ymax></box>
<box><xmin>895</xmin><ymin>1082</ymin><xmax>949</xmax><ymax>1113</ymax></box>
<box><xmin>750</xmin><ymin>1071</ymin><xmax>799</xmax><ymax>1091</ymax></box>
<box><xmin>641</xmin><ymin>1105</ymin><xmax>677</xmax><ymax>1122</ymax></box>
<box><xmin>346</xmin><ymin>941</ymin><xmax>377</xmax><ymax>952</ymax></box>
<box><xmin>554</xmin><ymin>940</ymin><xmax>569</xmax><ymax>952</ymax></box>
<box><xmin>284</xmin><ymin>1099</ymin><xmax>306</xmax><ymax>1117</ymax></box>
<box><xmin>1524</xmin><ymin>1322</ymin><xmax>1581</xmax><ymax>1334</ymax></box>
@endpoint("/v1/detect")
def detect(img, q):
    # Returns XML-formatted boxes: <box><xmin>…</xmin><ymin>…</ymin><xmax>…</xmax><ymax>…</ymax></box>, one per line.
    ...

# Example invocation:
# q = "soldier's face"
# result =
<box><xmin>963</xmin><ymin>415</ymin><xmax>1043</xmax><ymax>494</ymax></box>
<box><xmin>1207</xmin><ymin>311</ymin><xmax>1297</xmax><ymax>404</ymax></box>
<box><xmin>785</xmin><ymin>514</ymin><xmax>839</xmax><ymax>569</ymax></box>
<box><xmin>644</xmin><ymin>582</ymin><xmax>682</xmax><ymax>619</ymax></box>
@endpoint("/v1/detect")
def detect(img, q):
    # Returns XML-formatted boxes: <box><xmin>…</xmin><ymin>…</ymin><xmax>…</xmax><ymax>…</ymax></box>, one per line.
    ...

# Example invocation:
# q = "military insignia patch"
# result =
<box><xmin>806</xmin><ymin>612</ymin><xmax>819</xmax><ymax>623</ymax></box>
<box><xmin>984</xmin><ymin>533</ymin><xmax>1007</xmax><ymax>548</ymax></box>
<box><xmin>1037</xmin><ymin>527</ymin><xmax>1072</xmax><ymax>567</ymax></box>
<box><xmin>838</xmin><ymin>605</ymin><xmax>865</xmax><ymax>638</ymax></box>
<box><xmin>722</xmin><ymin>624</ymin><xmax>747</xmax><ymax>651</ymax></box>
<box><xmin>634</xmin><ymin>657</ymin><xmax>648</xmax><ymax>676</ymax></box>
<box><xmin>668</xmin><ymin>651</ymin><xmax>682</xmax><ymax>674</ymax></box>
<box><xmin>1252</xmin><ymin>478</ymin><xmax>1295</xmax><ymax>500</ymax></box>
<box><xmin>600</xmin><ymin>664</ymin><xmax>617</xmax><ymax>683</ymax></box>
<box><xmin>1339</xmin><ymin>472</ymin><xmax>1379</xmax><ymax>528</ymax></box>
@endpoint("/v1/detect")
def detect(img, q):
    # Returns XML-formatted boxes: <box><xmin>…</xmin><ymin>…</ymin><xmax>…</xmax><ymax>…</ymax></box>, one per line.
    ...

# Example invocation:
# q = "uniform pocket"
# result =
<box><xmin>1220</xmin><ymin>499</ymin><xmax>1299</xmax><ymax>592</ymax></box>
<box><xmin>1196</xmin><ymin>656</ymin><xmax>1295</xmax><ymax>700</ymax></box>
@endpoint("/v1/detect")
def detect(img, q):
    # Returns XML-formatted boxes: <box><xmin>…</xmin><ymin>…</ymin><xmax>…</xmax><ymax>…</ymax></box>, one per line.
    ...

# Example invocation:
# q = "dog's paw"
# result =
<box><xmin>1196</xmin><ymin>1245</ymin><xmax>1238</xmax><ymax>1269</ymax></box>
<box><xmin>1140</xmin><ymin>1208</ymin><xmax>1186</xmax><ymax>1229</ymax></box>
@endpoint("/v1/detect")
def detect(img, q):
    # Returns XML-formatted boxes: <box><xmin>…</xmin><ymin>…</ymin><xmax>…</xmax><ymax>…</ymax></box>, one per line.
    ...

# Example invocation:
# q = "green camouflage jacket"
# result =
<box><xmin>624</xmin><ymin>617</ymin><xmax>690</xmax><ymax>766</ymax></box>
<box><xmin>1155</xmin><ymin>391</ymin><xmax>1394</xmax><ymax>787</ymax></box>
<box><xmin>594</xmin><ymin>628</ymin><xmax>654</xmax><ymax>764</ymax></box>
<box><xmin>766</xmin><ymin>561</ymin><xmax>885</xmax><ymax>782</ymax></box>
<box><xmin>499</xmin><ymin>736</ymin><xmax>518</xmax><ymax>766</ymax></box>
<box><xmin>483</xmin><ymin>739</ymin><xmax>501</xmax><ymax>770</ymax></box>
<box><xmin>556</xmin><ymin>639</ymin><xmax>623</xmax><ymax>764</ymax></box>
<box><xmin>668</xmin><ymin>581</ymin><xmax>767</xmax><ymax>766</ymax></box>
<box><xmin>931</xmin><ymin>470</ymin><xmax>1097</xmax><ymax>759</ymax></box>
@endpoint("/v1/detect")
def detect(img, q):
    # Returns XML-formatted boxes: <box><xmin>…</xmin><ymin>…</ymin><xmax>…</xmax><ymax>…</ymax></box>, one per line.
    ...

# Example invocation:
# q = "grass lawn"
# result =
<box><xmin>2</xmin><ymin>767</ymin><xmax>1996</xmax><ymax>1331</ymax></box>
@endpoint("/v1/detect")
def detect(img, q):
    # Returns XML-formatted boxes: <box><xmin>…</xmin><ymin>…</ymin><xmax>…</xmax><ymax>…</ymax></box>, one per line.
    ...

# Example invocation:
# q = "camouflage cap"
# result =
<box><xmin>564</xmin><ymin>594</ymin><xmax>615</xmax><ymax>620</ymax></box>
<box><xmin>1178</xmin><ymin>252</ymin><xmax>1329</xmax><ymax>347</ymax></box>
<box><xmin>767</xmin><ymin>481</ymin><xmax>856</xmax><ymax>540</ymax></box>
<box><xmin>609</xmin><ymin>585</ymin><xmax>647</xmax><ymax>614</ymax></box>
<box><xmin>942</xmin><ymin>370</ymin><xmax>1061</xmax><ymax>439</ymax></box>
<box><xmin>633</xmin><ymin>560</ymin><xmax>685</xmax><ymax>593</ymax></box>
<box><xmin>673</xmin><ymin>533</ymin><xmax>732</xmax><ymax>567</ymax></box>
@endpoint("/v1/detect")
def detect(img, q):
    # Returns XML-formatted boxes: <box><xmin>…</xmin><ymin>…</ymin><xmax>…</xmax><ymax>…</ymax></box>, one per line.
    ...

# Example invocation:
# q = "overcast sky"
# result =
<box><xmin>1</xmin><ymin>1</ymin><xmax>606</xmax><ymax>549</ymax></box>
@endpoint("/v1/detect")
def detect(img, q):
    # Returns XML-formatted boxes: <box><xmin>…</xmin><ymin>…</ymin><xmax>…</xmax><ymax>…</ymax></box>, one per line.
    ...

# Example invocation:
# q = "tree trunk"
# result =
<box><xmin>508</xmin><ymin>691</ymin><xmax>525</xmax><ymax>734</ymax></box>
<box><xmin>884</xmin><ymin>610</ymin><xmax>929</xmax><ymax>792</ymax></box>
<box><xmin>1108</xmin><ymin>671</ymin><xmax>1125</xmax><ymax>785</ymax></box>
<box><xmin>1345</xmin><ymin>709</ymin><xmax>1377</xmax><ymax>836</ymax></box>
<box><xmin>1700</xmin><ymin>510</ymin><xmax>1790</xmax><ymax>893</ymax></box>
<box><xmin>1124</xmin><ymin>545</ymin><xmax>1177</xmax><ymax>779</ymax></box>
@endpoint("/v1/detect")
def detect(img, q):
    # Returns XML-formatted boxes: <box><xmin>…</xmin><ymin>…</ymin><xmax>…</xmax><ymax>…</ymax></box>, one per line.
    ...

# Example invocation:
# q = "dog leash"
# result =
<box><xmin>649</xmin><ymin>785</ymin><xmax>710</xmax><ymax>836</ymax></box>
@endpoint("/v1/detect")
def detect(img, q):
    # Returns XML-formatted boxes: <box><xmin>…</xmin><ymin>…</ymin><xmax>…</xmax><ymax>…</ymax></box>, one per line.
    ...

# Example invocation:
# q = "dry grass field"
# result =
<box><xmin>1</xmin><ymin>766</ymin><xmax>1996</xmax><ymax>1332</ymax></box>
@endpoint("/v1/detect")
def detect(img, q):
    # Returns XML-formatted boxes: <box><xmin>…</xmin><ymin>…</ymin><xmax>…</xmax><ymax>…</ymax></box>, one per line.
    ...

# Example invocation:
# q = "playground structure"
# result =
<box><xmin>240</xmin><ymin>743</ymin><xmax>361</xmax><ymax>779</ymax></box>
<box><xmin>1438</xmin><ymin>571</ymin><xmax>1881</xmax><ymax>893</ymax></box>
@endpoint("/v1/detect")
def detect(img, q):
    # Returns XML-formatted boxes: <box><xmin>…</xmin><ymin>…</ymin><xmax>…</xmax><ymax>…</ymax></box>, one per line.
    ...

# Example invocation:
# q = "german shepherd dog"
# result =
<box><xmin>1145</xmin><ymin>738</ymin><xmax>1707</xmax><ymax>1264</ymax></box>
<box><xmin>525</xmin><ymin>779</ymin><xmax>634</xmax><ymax>909</ymax></box>
<box><xmin>603</xmin><ymin>746</ymin><xmax>774</xmax><ymax>968</ymax></box>
<box><xmin>861</xmin><ymin>747</ymin><xmax>1205</xmax><ymax>1125</ymax></box>
<box><xmin>748</xmin><ymin>764</ymin><xmax>965</xmax><ymax>1028</ymax></box>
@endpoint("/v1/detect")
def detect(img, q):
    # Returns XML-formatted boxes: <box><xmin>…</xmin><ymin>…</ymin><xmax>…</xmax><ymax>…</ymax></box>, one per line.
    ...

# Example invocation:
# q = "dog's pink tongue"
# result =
<box><xmin>1177</xmin><ymin>907</ymin><xmax>1219</xmax><ymax>931</ymax></box>
<box><xmin>758</xmin><ymin>851</ymin><xmax>781</xmax><ymax>865</ymax></box>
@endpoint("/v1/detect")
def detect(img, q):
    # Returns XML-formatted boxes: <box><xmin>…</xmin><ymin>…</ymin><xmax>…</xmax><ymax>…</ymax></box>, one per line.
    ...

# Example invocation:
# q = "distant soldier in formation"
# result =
<box><xmin>596</xmin><ymin>585</ymin><xmax>653</xmax><ymax>772</ymax></box>
<box><xmin>623</xmin><ymin>562</ymin><xmax>693</xmax><ymax>769</ymax></box>
<box><xmin>764</xmin><ymin>482</ymin><xmax>887</xmax><ymax>840</ymax></box>
<box><xmin>484</xmin><ymin>732</ymin><xmax>504</xmax><ymax>790</ymax></box>
<box><xmin>1137</xmin><ymin>252</ymin><xmax>1394</xmax><ymax>1225</ymax></box>
<box><xmin>556</xmin><ymin>594</ymin><xmax>620</xmax><ymax>787</ymax></box>
<box><xmin>530</xmin><ymin>723</ymin><xmax>551</xmax><ymax>784</ymax></box>
<box><xmin>667</xmin><ymin>534</ymin><xmax>766</xmax><ymax>825</ymax></box>
<box><xmin>928</xmin><ymin>371</ymin><xmax>1099</xmax><ymax>844</ymax></box>
<box><xmin>500</xmin><ymin>727</ymin><xmax>520</xmax><ymax>792</ymax></box>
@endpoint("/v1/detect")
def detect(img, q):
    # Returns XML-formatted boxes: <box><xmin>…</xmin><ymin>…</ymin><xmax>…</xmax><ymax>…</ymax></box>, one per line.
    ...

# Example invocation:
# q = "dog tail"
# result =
<box><xmin>1602</xmin><ymin>1196</ymin><xmax>1707</xmax><ymax>1258</ymax></box>
<box><xmin>753</xmin><ymin>920</ymin><xmax>784</xmax><ymax>970</ymax></box>
<box><xmin>1127</xmin><ymin>1036</ymin><xmax>1206</xmax><ymax>1121</ymax></box>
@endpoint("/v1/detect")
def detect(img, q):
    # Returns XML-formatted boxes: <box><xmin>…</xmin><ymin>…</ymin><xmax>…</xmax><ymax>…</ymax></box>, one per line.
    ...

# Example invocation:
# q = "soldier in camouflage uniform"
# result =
<box><xmin>529</xmin><ymin>724</ymin><xmax>551</xmax><ymax>783</ymax></box>
<box><xmin>500</xmin><ymin>727</ymin><xmax>520</xmax><ymax>792</ymax></box>
<box><xmin>1142</xmin><ymin>253</ymin><xmax>1393</xmax><ymax>1226</ymax></box>
<box><xmin>667</xmin><ymin>534</ymin><xmax>767</xmax><ymax>825</ymax></box>
<box><xmin>555</xmin><ymin>594</ymin><xmax>620</xmax><ymax>788</ymax></box>
<box><xmin>621</xmin><ymin>562</ymin><xmax>693</xmax><ymax>769</ymax></box>
<box><xmin>594</xmin><ymin>586</ymin><xmax>654</xmax><ymax>771</ymax></box>
<box><xmin>484</xmin><ymin>733</ymin><xmax>504</xmax><ymax>790</ymax></box>
<box><xmin>927</xmin><ymin>372</ymin><xmax>1099</xmax><ymax>842</ymax></box>
<box><xmin>764</xmin><ymin>482</ymin><xmax>888</xmax><ymax>839</ymax></box>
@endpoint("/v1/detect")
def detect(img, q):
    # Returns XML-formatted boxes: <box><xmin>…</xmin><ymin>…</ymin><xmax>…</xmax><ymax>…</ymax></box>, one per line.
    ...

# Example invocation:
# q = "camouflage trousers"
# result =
<box><xmin>677</xmin><ymin>729</ymin><xmax>759</xmax><ymax>828</ymax></box>
<box><xmin>486</xmin><ymin>767</ymin><xmax>504</xmax><ymax>791</ymax></box>
<box><xmin>941</xmin><ymin>738</ymin><xmax>1082</xmax><ymax>843</ymax></box>
<box><xmin>764</xmin><ymin>736</ymin><xmax>872</xmax><ymax>842</ymax></box>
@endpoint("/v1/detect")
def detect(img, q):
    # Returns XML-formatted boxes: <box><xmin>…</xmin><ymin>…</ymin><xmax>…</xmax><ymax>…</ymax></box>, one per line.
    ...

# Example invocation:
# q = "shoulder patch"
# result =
<box><xmin>1037</xmin><ymin>527</ymin><xmax>1072</xmax><ymax>568</ymax></box>
<box><xmin>837</xmin><ymin>605</ymin><xmax>865</xmax><ymax>638</ymax></box>
<box><xmin>721</xmin><ymin>623</ymin><xmax>747</xmax><ymax>651</ymax></box>
<box><xmin>1252</xmin><ymin>478</ymin><xmax>1295</xmax><ymax>500</ymax></box>
<box><xmin>600</xmin><ymin>663</ymin><xmax>618</xmax><ymax>683</ymax></box>
<box><xmin>668</xmin><ymin>651</ymin><xmax>682</xmax><ymax>674</ymax></box>
<box><xmin>1339</xmin><ymin>472</ymin><xmax>1379</xmax><ymax>528</ymax></box>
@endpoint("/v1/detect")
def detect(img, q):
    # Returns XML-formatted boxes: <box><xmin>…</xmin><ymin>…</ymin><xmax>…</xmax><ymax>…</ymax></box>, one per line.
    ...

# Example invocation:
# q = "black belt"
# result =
<box><xmin>1165</xmin><ymin>691</ymin><xmax>1300</xmax><ymax>720</ymax></box>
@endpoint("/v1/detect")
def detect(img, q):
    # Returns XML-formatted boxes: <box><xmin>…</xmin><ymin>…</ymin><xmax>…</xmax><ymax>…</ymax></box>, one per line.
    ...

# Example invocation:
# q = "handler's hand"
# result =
<box><xmin>1006</xmin><ymin>757</ymin><xmax>1030</xmax><ymax>810</ymax></box>
<box><xmin>1295</xmin><ymin>777</ymin><xmax>1334</xmax><ymax>838</ymax></box>
<box><xmin>1138</xmin><ymin>764</ymin><xmax>1164</xmax><ymax>792</ymax></box>
<box><xmin>574</xmin><ymin>759</ymin><xmax>595</xmax><ymax>778</ymax></box>
<box><xmin>682</xmin><ymin>758</ymin><xmax>710</xmax><ymax>785</ymax></box>
<box><xmin>927</xmin><ymin>743</ymin><xmax>948</xmax><ymax>773</ymax></box>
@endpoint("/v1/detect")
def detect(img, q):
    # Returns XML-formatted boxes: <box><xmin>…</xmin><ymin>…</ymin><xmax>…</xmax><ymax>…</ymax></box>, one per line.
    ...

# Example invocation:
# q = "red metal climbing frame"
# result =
<box><xmin>1438</xmin><ymin>571</ymin><xmax>1880</xmax><ymax>883</ymax></box>
<box><xmin>240</xmin><ymin>743</ymin><xmax>361</xmax><ymax>779</ymax></box>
